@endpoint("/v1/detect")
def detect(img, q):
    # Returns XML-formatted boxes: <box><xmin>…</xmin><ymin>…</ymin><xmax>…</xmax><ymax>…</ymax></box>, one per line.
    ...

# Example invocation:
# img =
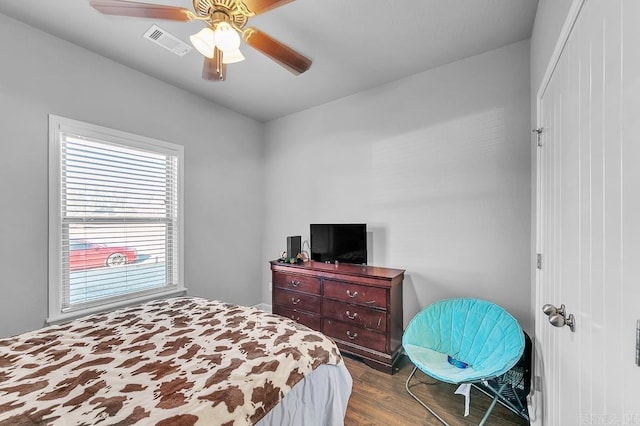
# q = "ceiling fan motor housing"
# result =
<box><xmin>193</xmin><ymin>0</ymin><xmax>249</xmax><ymax>28</ymax></box>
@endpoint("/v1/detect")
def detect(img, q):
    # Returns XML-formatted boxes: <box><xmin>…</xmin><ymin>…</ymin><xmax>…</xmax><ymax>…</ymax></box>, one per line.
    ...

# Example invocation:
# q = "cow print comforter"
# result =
<box><xmin>0</xmin><ymin>297</ymin><xmax>343</xmax><ymax>425</ymax></box>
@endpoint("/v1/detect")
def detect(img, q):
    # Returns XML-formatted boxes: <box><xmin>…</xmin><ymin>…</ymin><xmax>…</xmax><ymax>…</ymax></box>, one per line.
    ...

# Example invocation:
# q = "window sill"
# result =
<box><xmin>46</xmin><ymin>287</ymin><xmax>188</xmax><ymax>325</ymax></box>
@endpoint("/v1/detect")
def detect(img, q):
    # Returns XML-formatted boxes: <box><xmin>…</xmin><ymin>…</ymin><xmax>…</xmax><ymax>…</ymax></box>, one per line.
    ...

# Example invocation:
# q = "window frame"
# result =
<box><xmin>48</xmin><ymin>115</ymin><xmax>185</xmax><ymax>323</ymax></box>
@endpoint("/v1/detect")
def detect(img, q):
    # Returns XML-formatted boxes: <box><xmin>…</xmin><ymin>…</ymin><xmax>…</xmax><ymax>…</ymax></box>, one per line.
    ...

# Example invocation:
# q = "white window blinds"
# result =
<box><xmin>49</xmin><ymin>116</ymin><xmax>184</xmax><ymax>321</ymax></box>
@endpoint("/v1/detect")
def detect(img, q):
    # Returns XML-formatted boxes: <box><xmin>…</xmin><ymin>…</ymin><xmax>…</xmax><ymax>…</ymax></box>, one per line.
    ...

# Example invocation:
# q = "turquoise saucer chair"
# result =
<box><xmin>402</xmin><ymin>298</ymin><xmax>525</xmax><ymax>425</ymax></box>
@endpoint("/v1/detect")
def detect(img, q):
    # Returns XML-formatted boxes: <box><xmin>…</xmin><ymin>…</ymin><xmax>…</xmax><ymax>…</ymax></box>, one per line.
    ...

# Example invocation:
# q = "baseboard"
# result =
<box><xmin>253</xmin><ymin>303</ymin><xmax>272</xmax><ymax>313</ymax></box>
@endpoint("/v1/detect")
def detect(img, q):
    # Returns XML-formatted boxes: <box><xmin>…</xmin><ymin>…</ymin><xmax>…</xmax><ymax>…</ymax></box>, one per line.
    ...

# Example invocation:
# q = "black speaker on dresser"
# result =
<box><xmin>286</xmin><ymin>236</ymin><xmax>301</xmax><ymax>259</ymax></box>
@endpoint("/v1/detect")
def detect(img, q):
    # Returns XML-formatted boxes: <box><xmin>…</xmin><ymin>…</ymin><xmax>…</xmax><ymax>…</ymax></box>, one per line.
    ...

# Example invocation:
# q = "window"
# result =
<box><xmin>48</xmin><ymin>115</ymin><xmax>184</xmax><ymax>322</ymax></box>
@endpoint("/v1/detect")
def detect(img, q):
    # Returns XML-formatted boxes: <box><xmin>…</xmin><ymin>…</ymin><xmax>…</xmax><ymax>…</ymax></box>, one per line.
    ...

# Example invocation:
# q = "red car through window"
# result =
<box><xmin>69</xmin><ymin>240</ymin><xmax>138</xmax><ymax>271</ymax></box>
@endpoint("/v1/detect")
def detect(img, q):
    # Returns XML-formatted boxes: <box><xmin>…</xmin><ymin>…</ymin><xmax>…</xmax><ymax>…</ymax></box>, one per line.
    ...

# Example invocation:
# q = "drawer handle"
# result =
<box><xmin>346</xmin><ymin>310</ymin><xmax>358</xmax><ymax>320</ymax></box>
<box><xmin>291</xmin><ymin>315</ymin><xmax>300</xmax><ymax>321</ymax></box>
<box><xmin>291</xmin><ymin>298</ymin><xmax>301</xmax><ymax>305</ymax></box>
<box><xmin>346</xmin><ymin>290</ymin><xmax>359</xmax><ymax>298</ymax></box>
<box><xmin>290</xmin><ymin>280</ymin><xmax>300</xmax><ymax>287</ymax></box>
<box><xmin>346</xmin><ymin>330</ymin><xmax>358</xmax><ymax>340</ymax></box>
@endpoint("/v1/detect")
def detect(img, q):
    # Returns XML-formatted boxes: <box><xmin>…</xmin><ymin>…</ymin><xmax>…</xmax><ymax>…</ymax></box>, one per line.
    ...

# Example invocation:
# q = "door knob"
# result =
<box><xmin>542</xmin><ymin>303</ymin><xmax>565</xmax><ymax>317</ymax></box>
<box><xmin>543</xmin><ymin>303</ymin><xmax>575</xmax><ymax>332</ymax></box>
<box><xmin>549</xmin><ymin>312</ymin><xmax>575</xmax><ymax>332</ymax></box>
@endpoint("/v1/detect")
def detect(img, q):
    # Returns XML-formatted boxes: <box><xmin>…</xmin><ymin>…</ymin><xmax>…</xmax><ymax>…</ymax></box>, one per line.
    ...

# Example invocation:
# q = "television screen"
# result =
<box><xmin>310</xmin><ymin>224</ymin><xmax>367</xmax><ymax>265</ymax></box>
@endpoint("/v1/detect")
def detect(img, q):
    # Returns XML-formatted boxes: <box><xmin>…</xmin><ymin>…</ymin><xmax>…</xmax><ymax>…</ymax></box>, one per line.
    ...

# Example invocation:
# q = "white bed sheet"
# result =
<box><xmin>258</xmin><ymin>360</ymin><xmax>352</xmax><ymax>426</ymax></box>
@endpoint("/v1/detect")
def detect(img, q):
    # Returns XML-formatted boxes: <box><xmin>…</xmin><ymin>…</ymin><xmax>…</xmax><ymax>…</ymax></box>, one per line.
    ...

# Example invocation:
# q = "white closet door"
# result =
<box><xmin>536</xmin><ymin>0</ymin><xmax>640</xmax><ymax>424</ymax></box>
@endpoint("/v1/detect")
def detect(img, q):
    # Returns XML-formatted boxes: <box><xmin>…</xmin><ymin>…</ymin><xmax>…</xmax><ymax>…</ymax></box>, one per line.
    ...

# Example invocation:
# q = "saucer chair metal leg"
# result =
<box><xmin>472</xmin><ymin>380</ymin><xmax>530</xmax><ymax>420</ymax></box>
<box><xmin>478</xmin><ymin>381</ymin><xmax>508</xmax><ymax>426</ymax></box>
<box><xmin>405</xmin><ymin>365</ymin><xmax>450</xmax><ymax>426</ymax></box>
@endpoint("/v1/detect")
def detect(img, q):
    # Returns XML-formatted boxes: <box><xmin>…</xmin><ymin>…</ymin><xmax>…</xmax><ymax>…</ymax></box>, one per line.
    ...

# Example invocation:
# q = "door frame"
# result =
<box><xmin>532</xmin><ymin>0</ymin><xmax>586</xmax><ymax>424</ymax></box>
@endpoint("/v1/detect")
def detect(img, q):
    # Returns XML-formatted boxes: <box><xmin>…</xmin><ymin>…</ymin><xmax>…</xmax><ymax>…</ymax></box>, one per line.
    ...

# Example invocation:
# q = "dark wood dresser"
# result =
<box><xmin>270</xmin><ymin>260</ymin><xmax>404</xmax><ymax>374</ymax></box>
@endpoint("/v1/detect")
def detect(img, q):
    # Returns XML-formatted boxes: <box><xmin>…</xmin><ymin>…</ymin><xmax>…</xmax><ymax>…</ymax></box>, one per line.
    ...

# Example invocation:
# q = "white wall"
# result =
<box><xmin>0</xmin><ymin>14</ymin><xmax>264</xmax><ymax>337</ymax></box>
<box><xmin>263</xmin><ymin>40</ymin><xmax>533</xmax><ymax>332</ymax></box>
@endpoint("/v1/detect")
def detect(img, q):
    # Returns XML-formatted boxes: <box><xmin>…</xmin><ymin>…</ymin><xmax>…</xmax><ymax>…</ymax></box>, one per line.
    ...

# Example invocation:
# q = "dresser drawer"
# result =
<box><xmin>323</xmin><ymin>319</ymin><xmax>387</xmax><ymax>353</ymax></box>
<box><xmin>273</xmin><ymin>306</ymin><xmax>321</xmax><ymax>331</ymax></box>
<box><xmin>323</xmin><ymin>280</ymin><xmax>387</xmax><ymax>309</ymax></box>
<box><xmin>273</xmin><ymin>288</ymin><xmax>321</xmax><ymax>314</ymax></box>
<box><xmin>323</xmin><ymin>299</ymin><xmax>387</xmax><ymax>332</ymax></box>
<box><xmin>273</xmin><ymin>272</ymin><xmax>321</xmax><ymax>295</ymax></box>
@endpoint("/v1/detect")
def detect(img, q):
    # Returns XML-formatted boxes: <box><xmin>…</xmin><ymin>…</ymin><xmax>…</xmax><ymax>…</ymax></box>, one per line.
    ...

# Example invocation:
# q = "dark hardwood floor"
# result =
<box><xmin>343</xmin><ymin>355</ymin><xmax>529</xmax><ymax>426</ymax></box>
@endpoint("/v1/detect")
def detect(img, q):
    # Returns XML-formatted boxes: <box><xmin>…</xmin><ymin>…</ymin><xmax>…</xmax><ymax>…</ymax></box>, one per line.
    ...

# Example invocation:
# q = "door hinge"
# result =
<box><xmin>536</xmin><ymin>253</ymin><xmax>542</xmax><ymax>270</ymax></box>
<box><xmin>532</xmin><ymin>128</ymin><xmax>544</xmax><ymax>147</ymax></box>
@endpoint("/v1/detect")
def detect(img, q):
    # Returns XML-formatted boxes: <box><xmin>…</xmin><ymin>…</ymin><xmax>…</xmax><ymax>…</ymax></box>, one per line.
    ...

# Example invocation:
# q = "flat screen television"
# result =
<box><xmin>310</xmin><ymin>224</ymin><xmax>367</xmax><ymax>265</ymax></box>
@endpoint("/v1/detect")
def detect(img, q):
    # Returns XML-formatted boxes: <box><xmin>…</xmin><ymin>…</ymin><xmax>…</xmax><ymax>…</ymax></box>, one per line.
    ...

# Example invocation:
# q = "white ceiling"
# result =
<box><xmin>0</xmin><ymin>0</ymin><xmax>538</xmax><ymax>122</ymax></box>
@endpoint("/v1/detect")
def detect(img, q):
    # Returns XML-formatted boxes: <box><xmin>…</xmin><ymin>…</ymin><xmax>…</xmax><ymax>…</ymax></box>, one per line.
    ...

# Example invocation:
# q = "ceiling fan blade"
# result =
<box><xmin>202</xmin><ymin>48</ymin><xmax>226</xmax><ymax>81</ymax></box>
<box><xmin>90</xmin><ymin>0</ymin><xmax>193</xmax><ymax>21</ymax></box>
<box><xmin>241</xmin><ymin>0</ymin><xmax>295</xmax><ymax>15</ymax></box>
<box><xmin>243</xmin><ymin>28</ymin><xmax>311</xmax><ymax>75</ymax></box>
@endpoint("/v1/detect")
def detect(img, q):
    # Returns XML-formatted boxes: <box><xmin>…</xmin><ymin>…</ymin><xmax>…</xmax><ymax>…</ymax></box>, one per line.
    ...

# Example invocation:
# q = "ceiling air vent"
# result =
<box><xmin>143</xmin><ymin>24</ymin><xmax>192</xmax><ymax>56</ymax></box>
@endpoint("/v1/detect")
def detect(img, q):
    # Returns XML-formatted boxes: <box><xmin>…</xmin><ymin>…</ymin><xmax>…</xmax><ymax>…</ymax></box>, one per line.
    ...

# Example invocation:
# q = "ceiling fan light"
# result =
<box><xmin>190</xmin><ymin>27</ymin><xmax>216</xmax><ymax>58</ymax></box>
<box><xmin>222</xmin><ymin>49</ymin><xmax>245</xmax><ymax>64</ymax></box>
<box><xmin>214</xmin><ymin>22</ymin><xmax>241</xmax><ymax>53</ymax></box>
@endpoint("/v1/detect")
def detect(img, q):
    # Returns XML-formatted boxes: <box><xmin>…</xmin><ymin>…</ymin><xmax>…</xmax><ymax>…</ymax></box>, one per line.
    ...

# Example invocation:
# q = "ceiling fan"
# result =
<box><xmin>89</xmin><ymin>0</ymin><xmax>312</xmax><ymax>81</ymax></box>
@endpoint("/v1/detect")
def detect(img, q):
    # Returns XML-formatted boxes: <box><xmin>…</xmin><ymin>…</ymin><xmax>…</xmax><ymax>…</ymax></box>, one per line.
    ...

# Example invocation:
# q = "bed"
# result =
<box><xmin>0</xmin><ymin>297</ymin><xmax>352</xmax><ymax>425</ymax></box>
